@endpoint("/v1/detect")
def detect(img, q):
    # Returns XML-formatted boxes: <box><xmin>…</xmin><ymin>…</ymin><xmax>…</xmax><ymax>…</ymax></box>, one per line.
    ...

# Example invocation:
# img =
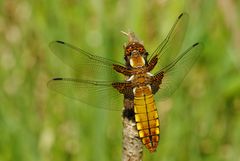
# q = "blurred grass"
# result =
<box><xmin>0</xmin><ymin>0</ymin><xmax>240</xmax><ymax>161</ymax></box>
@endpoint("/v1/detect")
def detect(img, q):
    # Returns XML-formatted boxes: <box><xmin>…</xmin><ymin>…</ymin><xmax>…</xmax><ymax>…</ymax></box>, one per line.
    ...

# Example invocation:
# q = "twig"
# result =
<box><xmin>122</xmin><ymin>117</ymin><xmax>143</xmax><ymax>161</ymax></box>
<box><xmin>122</xmin><ymin>99</ymin><xmax>143</xmax><ymax>161</ymax></box>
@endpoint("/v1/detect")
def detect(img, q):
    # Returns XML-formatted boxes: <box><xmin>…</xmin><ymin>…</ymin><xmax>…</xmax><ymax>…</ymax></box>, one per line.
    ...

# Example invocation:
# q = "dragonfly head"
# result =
<box><xmin>122</xmin><ymin>31</ymin><xmax>148</xmax><ymax>68</ymax></box>
<box><xmin>125</xmin><ymin>42</ymin><xmax>148</xmax><ymax>68</ymax></box>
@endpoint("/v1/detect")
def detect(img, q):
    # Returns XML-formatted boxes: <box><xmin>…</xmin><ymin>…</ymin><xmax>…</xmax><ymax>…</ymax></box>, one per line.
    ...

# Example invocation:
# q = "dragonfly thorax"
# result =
<box><xmin>127</xmin><ymin>73</ymin><xmax>153</xmax><ymax>87</ymax></box>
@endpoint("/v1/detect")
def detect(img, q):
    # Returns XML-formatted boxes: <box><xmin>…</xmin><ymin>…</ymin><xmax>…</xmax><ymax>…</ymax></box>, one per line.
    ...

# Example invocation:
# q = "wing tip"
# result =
<box><xmin>47</xmin><ymin>78</ymin><xmax>64</xmax><ymax>89</ymax></box>
<box><xmin>52</xmin><ymin>78</ymin><xmax>63</xmax><ymax>80</ymax></box>
<box><xmin>49</xmin><ymin>40</ymin><xmax>65</xmax><ymax>49</ymax></box>
<box><xmin>178</xmin><ymin>13</ymin><xmax>184</xmax><ymax>18</ymax></box>
<box><xmin>178</xmin><ymin>12</ymin><xmax>189</xmax><ymax>20</ymax></box>
<box><xmin>193</xmin><ymin>42</ymin><xmax>204</xmax><ymax>49</ymax></box>
<box><xmin>193</xmin><ymin>42</ymin><xmax>199</xmax><ymax>47</ymax></box>
<box><xmin>178</xmin><ymin>12</ymin><xmax>186</xmax><ymax>18</ymax></box>
<box><xmin>56</xmin><ymin>40</ymin><xmax>65</xmax><ymax>44</ymax></box>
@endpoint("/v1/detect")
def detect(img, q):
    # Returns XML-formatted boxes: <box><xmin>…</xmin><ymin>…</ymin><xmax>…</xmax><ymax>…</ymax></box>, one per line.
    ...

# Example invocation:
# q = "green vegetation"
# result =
<box><xmin>0</xmin><ymin>1</ymin><xmax>240</xmax><ymax>161</ymax></box>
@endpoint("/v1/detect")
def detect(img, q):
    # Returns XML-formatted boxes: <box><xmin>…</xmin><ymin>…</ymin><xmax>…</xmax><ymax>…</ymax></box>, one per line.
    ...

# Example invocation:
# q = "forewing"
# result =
<box><xmin>149</xmin><ymin>13</ymin><xmax>189</xmax><ymax>74</ymax></box>
<box><xmin>49</xmin><ymin>41</ymin><xmax>124</xmax><ymax>81</ymax></box>
<box><xmin>47</xmin><ymin>78</ymin><xmax>123</xmax><ymax>111</ymax></box>
<box><xmin>154</xmin><ymin>43</ymin><xmax>202</xmax><ymax>101</ymax></box>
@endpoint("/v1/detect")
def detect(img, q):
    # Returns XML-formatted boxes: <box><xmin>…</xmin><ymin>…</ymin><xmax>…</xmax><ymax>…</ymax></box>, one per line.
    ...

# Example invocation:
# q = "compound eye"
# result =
<box><xmin>138</xmin><ymin>47</ymin><xmax>145</xmax><ymax>53</ymax></box>
<box><xmin>126</xmin><ymin>47</ymin><xmax>132</xmax><ymax>56</ymax></box>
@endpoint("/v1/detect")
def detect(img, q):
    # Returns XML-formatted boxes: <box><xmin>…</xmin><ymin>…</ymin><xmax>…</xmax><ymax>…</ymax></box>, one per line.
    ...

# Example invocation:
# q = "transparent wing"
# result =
<box><xmin>154</xmin><ymin>42</ymin><xmax>202</xmax><ymax>101</ymax></box>
<box><xmin>49</xmin><ymin>41</ymin><xmax>124</xmax><ymax>81</ymax></box>
<box><xmin>47</xmin><ymin>78</ymin><xmax>123</xmax><ymax>111</ymax></box>
<box><xmin>149</xmin><ymin>13</ymin><xmax>189</xmax><ymax>74</ymax></box>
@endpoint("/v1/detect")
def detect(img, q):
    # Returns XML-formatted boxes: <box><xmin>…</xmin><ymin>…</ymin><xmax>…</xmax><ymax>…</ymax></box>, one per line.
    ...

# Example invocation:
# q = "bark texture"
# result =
<box><xmin>122</xmin><ymin>117</ymin><xmax>143</xmax><ymax>161</ymax></box>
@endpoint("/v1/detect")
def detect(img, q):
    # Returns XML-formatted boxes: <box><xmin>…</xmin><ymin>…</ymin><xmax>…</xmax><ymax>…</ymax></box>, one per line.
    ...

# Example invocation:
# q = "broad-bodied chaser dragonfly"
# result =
<box><xmin>48</xmin><ymin>13</ymin><xmax>201</xmax><ymax>152</ymax></box>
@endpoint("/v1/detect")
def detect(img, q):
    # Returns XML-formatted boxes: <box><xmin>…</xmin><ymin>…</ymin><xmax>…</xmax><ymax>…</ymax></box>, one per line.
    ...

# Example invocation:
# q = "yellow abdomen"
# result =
<box><xmin>134</xmin><ymin>85</ymin><xmax>160</xmax><ymax>152</ymax></box>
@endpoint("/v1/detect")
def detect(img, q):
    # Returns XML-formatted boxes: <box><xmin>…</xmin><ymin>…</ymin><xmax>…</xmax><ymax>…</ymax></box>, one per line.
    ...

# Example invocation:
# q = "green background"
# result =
<box><xmin>1</xmin><ymin>0</ymin><xmax>240</xmax><ymax>161</ymax></box>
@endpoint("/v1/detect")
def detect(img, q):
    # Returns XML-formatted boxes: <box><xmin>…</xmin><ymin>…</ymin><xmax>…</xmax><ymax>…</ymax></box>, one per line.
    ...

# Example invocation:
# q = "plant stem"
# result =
<box><xmin>122</xmin><ymin>111</ymin><xmax>143</xmax><ymax>161</ymax></box>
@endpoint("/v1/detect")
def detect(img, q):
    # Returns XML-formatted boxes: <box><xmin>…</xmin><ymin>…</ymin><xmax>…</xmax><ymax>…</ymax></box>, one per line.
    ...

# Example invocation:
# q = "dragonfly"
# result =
<box><xmin>48</xmin><ymin>13</ymin><xmax>202</xmax><ymax>152</ymax></box>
